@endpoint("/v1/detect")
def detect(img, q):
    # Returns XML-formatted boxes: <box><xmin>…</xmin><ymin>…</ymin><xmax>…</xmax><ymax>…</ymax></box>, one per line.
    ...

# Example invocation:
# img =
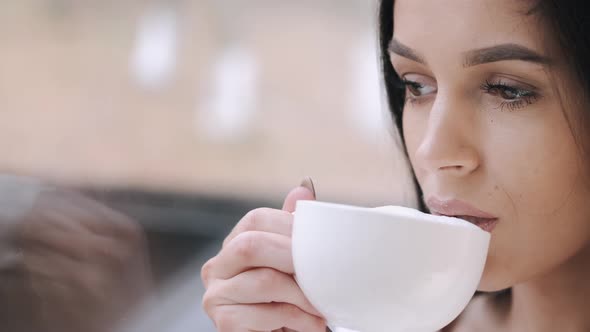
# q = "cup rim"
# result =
<box><xmin>295</xmin><ymin>200</ymin><xmax>488</xmax><ymax>234</ymax></box>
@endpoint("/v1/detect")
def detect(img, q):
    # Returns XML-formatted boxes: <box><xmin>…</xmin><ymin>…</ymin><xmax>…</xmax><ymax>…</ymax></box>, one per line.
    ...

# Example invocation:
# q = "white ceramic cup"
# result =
<box><xmin>292</xmin><ymin>201</ymin><xmax>490</xmax><ymax>332</ymax></box>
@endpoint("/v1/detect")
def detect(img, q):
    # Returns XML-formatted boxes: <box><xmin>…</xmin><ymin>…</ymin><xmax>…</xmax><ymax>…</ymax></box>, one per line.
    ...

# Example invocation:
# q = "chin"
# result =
<box><xmin>476</xmin><ymin>260</ymin><xmax>516</xmax><ymax>292</ymax></box>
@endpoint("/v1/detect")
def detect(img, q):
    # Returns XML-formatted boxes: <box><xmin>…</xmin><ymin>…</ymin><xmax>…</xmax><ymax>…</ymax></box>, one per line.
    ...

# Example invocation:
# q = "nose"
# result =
<box><xmin>413</xmin><ymin>94</ymin><xmax>480</xmax><ymax>177</ymax></box>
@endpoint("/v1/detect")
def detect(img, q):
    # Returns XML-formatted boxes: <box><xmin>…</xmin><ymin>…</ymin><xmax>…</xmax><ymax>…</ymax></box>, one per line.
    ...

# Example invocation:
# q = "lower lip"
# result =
<box><xmin>457</xmin><ymin>216</ymin><xmax>499</xmax><ymax>233</ymax></box>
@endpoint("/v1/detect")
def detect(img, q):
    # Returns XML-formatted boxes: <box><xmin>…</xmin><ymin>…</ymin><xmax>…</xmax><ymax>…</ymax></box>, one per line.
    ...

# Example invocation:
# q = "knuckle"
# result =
<box><xmin>255</xmin><ymin>267</ymin><xmax>281</xmax><ymax>289</ymax></box>
<box><xmin>230</xmin><ymin>231</ymin><xmax>260</xmax><ymax>261</ymax></box>
<box><xmin>222</xmin><ymin>207</ymin><xmax>276</xmax><ymax>248</ymax></box>
<box><xmin>242</xmin><ymin>208</ymin><xmax>271</xmax><ymax>231</ymax></box>
<box><xmin>277</xmin><ymin>303</ymin><xmax>301</xmax><ymax>322</ymax></box>
<box><xmin>214</xmin><ymin>306</ymin><xmax>239</xmax><ymax>332</ymax></box>
<box><xmin>201</xmin><ymin>258</ymin><xmax>216</xmax><ymax>286</ymax></box>
<box><xmin>201</xmin><ymin>288</ymin><xmax>217</xmax><ymax>313</ymax></box>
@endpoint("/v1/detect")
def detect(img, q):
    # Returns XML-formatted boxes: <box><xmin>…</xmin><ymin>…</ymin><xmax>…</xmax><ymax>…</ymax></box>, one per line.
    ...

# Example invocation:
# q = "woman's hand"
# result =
<box><xmin>201</xmin><ymin>181</ymin><xmax>326</xmax><ymax>332</ymax></box>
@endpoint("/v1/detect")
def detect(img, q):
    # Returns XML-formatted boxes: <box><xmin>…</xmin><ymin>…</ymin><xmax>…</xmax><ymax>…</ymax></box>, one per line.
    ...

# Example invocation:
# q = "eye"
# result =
<box><xmin>497</xmin><ymin>88</ymin><xmax>519</xmax><ymax>100</ymax></box>
<box><xmin>481</xmin><ymin>79</ymin><xmax>540</xmax><ymax>111</ymax></box>
<box><xmin>397</xmin><ymin>75</ymin><xmax>437</xmax><ymax>102</ymax></box>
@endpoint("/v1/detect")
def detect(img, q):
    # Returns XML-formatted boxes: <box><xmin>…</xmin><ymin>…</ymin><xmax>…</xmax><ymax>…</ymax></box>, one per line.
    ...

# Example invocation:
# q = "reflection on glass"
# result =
<box><xmin>0</xmin><ymin>176</ymin><xmax>153</xmax><ymax>332</ymax></box>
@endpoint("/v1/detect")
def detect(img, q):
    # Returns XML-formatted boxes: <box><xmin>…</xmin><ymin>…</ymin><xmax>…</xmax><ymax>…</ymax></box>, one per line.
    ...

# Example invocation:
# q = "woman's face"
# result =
<box><xmin>390</xmin><ymin>0</ymin><xmax>590</xmax><ymax>291</ymax></box>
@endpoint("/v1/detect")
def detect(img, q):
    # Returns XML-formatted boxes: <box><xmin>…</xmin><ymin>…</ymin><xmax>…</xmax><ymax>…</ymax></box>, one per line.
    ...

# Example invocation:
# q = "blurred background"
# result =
<box><xmin>0</xmin><ymin>0</ymin><xmax>416</xmax><ymax>331</ymax></box>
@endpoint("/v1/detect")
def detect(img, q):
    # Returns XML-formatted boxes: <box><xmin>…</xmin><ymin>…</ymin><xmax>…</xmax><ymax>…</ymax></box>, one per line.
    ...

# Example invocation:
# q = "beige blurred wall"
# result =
<box><xmin>0</xmin><ymin>0</ymin><xmax>417</xmax><ymax>207</ymax></box>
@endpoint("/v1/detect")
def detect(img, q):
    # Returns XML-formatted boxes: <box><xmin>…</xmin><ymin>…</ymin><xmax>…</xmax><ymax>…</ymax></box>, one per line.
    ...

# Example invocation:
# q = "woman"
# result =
<box><xmin>201</xmin><ymin>0</ymin><xmax>590</xmax><ymax>331</ymax></box>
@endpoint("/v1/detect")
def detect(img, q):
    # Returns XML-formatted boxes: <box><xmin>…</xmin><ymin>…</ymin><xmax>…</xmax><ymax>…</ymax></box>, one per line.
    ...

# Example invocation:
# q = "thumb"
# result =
<box><xmin>282</xmin><ymin>177</ymin><xmax>316</xmax><ymax>213</ymax></box>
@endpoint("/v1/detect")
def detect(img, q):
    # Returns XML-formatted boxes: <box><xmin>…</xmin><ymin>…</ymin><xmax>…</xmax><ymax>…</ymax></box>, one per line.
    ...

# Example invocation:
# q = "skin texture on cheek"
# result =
<box><xmin>476</xmin><ymin>103</ymin><xmax>590</xmax><ymax>291</ymax></box>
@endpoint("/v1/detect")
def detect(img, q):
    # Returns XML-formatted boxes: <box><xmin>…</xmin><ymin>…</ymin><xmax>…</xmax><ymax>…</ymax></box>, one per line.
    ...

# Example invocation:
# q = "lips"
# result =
<box><xmin>427</xmin><ymin>197</ymin><xmax>499</xmax><ymax>233</ymax></box>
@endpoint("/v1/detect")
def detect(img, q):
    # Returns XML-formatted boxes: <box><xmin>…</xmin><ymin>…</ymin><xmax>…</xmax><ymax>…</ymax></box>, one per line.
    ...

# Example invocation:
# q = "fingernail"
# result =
<box><xmin>300</xmin><ymin>176</ymin><xmax>316</xmax><ymax>199</ymax></box>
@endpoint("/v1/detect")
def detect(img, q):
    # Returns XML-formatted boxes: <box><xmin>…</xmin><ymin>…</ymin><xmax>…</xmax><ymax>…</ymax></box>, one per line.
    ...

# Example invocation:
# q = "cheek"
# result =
<box><xmin>470</xmin><ymin>87</ymin><xmax>574</xmax><ymax>204</ymax></box>
<box><xmin>485</xmin><ymin>107</ymin><xmax>582</xmax><ymax>217</ymax></box>
<box><xmin>481</xmin><ymin>111</ymin><xmax>590</xmax><ymax>289</ymax></box>
<box><xmin>493</xmin><ymin>135</ymin><xmax>579</xmax><ymax>212</ymax></box>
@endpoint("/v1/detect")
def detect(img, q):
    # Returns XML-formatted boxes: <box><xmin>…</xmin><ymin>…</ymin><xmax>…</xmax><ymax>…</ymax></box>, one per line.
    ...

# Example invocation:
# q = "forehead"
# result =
<box><xmin>392</xmin><ymin>0</ymin><xmax>545</xmax><ymax>58</ymax></box>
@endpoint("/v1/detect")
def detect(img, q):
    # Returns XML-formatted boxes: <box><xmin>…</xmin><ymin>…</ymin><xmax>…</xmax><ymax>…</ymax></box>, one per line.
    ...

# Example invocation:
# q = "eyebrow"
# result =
<box><xmin>388</xmin><ymin>38</ymin><xmax>551</xmax><ymax>67</ymax></box>
<box><xmin>388</xmin><ymin>38</ymin><xmax>425</xmax><ymax>64</ymax></box>
<box><xmin>463</xmin><ymin>43</ymin><xmax>551</xmax><ymax>67</ymax></box>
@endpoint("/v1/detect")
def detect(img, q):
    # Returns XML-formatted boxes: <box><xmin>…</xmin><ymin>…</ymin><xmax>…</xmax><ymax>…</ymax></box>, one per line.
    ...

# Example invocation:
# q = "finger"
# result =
<box><xmin>213</xmin><ymin>303</ymin><xmax>326</xmax><ymax>332</ymax></box>
<box><xmin>24</xmin><ymin>248</ymin><xmax>78</xmax><ymax>281</ymax></box>
<box><xmin>20</xmin><ymin>225</ymin><xmax>91</xmax><ymax>262</ymax></box>
<box><xmin>282</xmin><ymin>178</ymin><xmax>316</xmax><ymax>213</ymax></box>
<box><xmin>206</xmin><ymin>267</ymin><xmax>322</xmax><ymax>317</ymax></box>
<box><xmin>205</xmin><ymin>231</ymin><xmax>293</xmax><ymax>284</ymax></box>
<box><xmin>20</xmin><ymin>224</ymin><xmax>132</xmax><ymax>269</ymax></box>
<box><xmin>25</xmin><ymin>249</ymin><xmax>114</xmax><ymax>303</ymax></box>
<box><xmin>22</xmin><ymin>206</ymin><xmax>88</xmax><ymax>236</ymax></box>
<box><xmin>33</xmin><ymin>189</ymin><xmax>140</xmax><ymax>239</ymax></box>
<box><xmin>223</xmin><ymin>208</ymin><xmax>293</xmax><ymax>248</ymax></box>
<box><xmin>65</xmin><ymin>193</ymin><xmax>140</xmax><ymax>238</ymax></box>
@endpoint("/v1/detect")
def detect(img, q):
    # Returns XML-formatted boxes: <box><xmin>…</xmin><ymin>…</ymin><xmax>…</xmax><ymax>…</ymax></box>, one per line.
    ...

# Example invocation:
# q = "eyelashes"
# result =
<box><xmin>395</xmin><ymin>78</ymin><xmax>436</xmax><ymax>105</ymax></box>
<box><xmin>480</xmin><ymin>79</ymin><xmax>540</xmax><ymax>111</ymax></box>
<box><xmin>394</xmin><ymin>76</ymin><xmax>542</xmax><ymax>111</ymax></box>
